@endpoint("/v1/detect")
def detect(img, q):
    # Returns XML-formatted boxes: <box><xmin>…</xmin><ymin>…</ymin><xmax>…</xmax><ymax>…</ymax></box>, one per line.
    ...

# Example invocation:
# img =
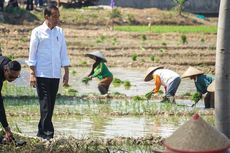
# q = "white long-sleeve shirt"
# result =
<box><xmin>27</xmin><ymin>22</ymin><xmax>70</xmax><ymax>79</ymax></box>
<box><xmin>153</xmin><ymin>69</ymin><xmax>180</xmax><ymax>87</ymax></box>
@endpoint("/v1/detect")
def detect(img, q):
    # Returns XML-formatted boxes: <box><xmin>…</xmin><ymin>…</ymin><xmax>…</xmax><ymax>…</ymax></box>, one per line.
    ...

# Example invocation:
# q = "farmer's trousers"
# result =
<box><xmin>0</xmin><ymin>0</ymin><xmax>4</xmax><ymax>11</ymax></box>
<box><xmin>204</xmin><ymin>91</ymin><xmax>214</xmax><ymax>108</ymax></box>
<box><xmin>36</xmin><ymin>77</ymin><xmax>59</xmax><ymax>139</ymax></box>
<box><xmin>98</xmin><ymin>77</ymin><xmax>113</xmax><ymax>95</ymax></box>
<box><xmin>166</xmin><ymin>77</ymin><xmax>181</xmax><ymax>97</ymax></box>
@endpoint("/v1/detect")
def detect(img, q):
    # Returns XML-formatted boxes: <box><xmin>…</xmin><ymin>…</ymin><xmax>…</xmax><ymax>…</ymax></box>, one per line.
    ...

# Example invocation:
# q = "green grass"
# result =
<box><xmin>114</xmin><ymin>25</ymin><xmax>217</xmax><ymax>33</ymax></box>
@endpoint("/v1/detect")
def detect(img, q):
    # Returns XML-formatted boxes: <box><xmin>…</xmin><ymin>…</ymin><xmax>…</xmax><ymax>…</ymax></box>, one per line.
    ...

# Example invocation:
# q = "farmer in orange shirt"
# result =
<box><xmin>144</xmin><ymin>66</ymin><xmax>181</xmax><ymax>103</ymax></box>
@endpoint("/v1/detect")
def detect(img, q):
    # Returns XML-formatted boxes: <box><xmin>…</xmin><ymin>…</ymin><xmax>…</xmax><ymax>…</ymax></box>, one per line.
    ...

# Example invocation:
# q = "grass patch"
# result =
<box><xmin>114</xmin><ymin>25</ymin><xmax>217</xmax><ymax>33</ymax></box>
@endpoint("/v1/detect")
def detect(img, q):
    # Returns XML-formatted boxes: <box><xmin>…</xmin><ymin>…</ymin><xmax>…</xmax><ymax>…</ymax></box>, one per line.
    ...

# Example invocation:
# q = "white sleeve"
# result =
<box><xmin>60</xmin><ymin>30</ymin><xmax>70</xmax><ymax>67</ymax></box>
<box><xmin>26</xmin><ymin>29</ymin><xmax>39</xmax><ymax>66</ymax></box>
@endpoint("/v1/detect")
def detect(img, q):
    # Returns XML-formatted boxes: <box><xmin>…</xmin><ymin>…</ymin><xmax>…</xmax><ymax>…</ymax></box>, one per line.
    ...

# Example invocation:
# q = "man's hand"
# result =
<box><xmin>30</xmin><ymin>73</ymin><xmax>37</xmax><ymax>88</ymax></box>
<box><xmin>63</xmin><ymin>72</ymin><xmax>69</xmax><ymax>87</ymax></box>
<box><xmin>4</xmin><ymin>127</ymin><xmax>13</xmax><ymax>142</ymax></box>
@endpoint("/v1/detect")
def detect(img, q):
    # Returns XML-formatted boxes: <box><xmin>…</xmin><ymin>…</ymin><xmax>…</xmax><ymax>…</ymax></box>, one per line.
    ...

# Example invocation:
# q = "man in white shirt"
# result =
<box><xmin>27</xmin><ymin>5</ymin><xmax>70</xmax><ymax>140</ymax></box>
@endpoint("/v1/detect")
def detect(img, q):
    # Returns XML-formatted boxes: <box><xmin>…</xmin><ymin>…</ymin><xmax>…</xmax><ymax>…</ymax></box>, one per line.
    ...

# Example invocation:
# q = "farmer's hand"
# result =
<box><xmin>82</xmin><ymin>76</ymin><xmax>92</xmax><ymax>84</ymax></box>
<box><xmin>4</xmin><ymin>127</ymin><xmax>13</xmax><ymax>142</ymax></box>
<box><xmin>63</xmin><ymin>72</ymin><xmax>69</xmax><ymax>87</ymax></box>
<box><xmin>145</xmin><ymin>91</ymin><xmax>153</xmax><ymax>100</ymax></box>
<box><xmin>30</xmin><ymin>73</ymin><xmax>37</xmax><ymax>88</ymax></box>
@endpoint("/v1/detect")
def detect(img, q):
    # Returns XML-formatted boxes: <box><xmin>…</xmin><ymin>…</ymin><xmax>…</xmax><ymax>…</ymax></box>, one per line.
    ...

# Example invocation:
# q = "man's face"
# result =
<box><xmin>46</xmin><ymin>9</ymin><xmax>60</xmax><ymax>28</ymax></box>
<box><xmin>4</xmin><ymin>68</ymin><xmax>20</xmax><ymax>82</ymax></box>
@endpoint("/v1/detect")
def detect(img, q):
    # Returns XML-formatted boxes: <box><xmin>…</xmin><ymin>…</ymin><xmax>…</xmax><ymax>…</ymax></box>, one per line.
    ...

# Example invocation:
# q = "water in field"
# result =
<box><xmin>13</xmin><ymin>67</ymin><xmax>196</xmax><ymax>97</ymax></box>
<box><xmin>5</xmin><ymin>66</ymin><xmax>212</xmax><ymax>140</ymax></box>
<box><xmin>6</xmin><ymin>97</ymin><xmax>209</xmax><ymax>139</ymax></box>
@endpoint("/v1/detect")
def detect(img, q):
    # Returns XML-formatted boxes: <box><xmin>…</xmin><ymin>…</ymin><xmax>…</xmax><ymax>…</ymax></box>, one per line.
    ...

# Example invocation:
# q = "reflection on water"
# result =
<box><xmin>14</xmin><ymin>116</ymin><xmax>182</xmax><ymax>139</ymax></box>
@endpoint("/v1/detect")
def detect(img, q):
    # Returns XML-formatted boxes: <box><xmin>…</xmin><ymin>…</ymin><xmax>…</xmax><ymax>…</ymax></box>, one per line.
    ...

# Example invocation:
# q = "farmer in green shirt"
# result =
<box><xmin>84</xmin><ymin>51</ymin><xmax>113</xmax><ymax>95</ymax></box>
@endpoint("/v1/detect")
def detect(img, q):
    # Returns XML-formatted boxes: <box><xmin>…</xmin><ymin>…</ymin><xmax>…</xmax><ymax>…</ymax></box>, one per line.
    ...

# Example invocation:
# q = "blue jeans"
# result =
<box><xmin>166</xmin><ymin>77</ymin><xmax>181</xmax><ymax>97</ymax></box>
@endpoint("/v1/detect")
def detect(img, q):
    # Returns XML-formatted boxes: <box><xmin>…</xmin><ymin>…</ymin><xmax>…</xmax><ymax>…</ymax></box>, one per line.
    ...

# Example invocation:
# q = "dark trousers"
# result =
<box><xmin>0</xmin><ymin>0</ymin><xmax>4</xmax><ymax>11</ymax></box>
<box><xmin>204</xmin><ymin>91</ymin><xmax>215</xmax><ymax>108</ymax></box>
<box><xmin>36</xmin><ymin>77</ymin><xmax>59</xmax><ymax>139</ymax></box>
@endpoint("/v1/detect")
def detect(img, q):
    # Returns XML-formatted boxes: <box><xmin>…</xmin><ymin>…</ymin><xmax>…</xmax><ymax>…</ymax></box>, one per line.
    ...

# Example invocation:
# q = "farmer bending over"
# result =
<box><xmin>83</xmin><ymin>51</ymin><xmax>113</xmax><ymax>95</ymax></box>
<box><xmin>0</xmin><ymin>56</ymin><xmax>21</xmax><ymax>142</ymax></box>
<box><xmin>144</xmin><ymin>66</ymin><xmax>181</xmax><ymax>103</ymax></box>
<box><xmin>182</xmin><ymin>66</ymin><xmax>214</xmax><ymax>108</ymax></box>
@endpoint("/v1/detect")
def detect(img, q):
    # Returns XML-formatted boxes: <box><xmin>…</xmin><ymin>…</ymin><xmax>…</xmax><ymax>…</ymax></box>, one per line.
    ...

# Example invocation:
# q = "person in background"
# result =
<box><xmin>83</xmin><ymin>51</ymin><xmax>113</xmax><ymax>95</ymax></box>
<box><xmin>181</xmin><ymin>66</ymin><xmax>214</xmax><ymax>108</ymax></box>
<box><xmin>0</xmin><ymin>56</ymin><xmax>21</xmax><ymax>143</ymax></box>
<box><xmin>27</xmin><ymin>5</ymin><xmax>70</xmax><ymax>140</ymax></box>
<box><xmin>144</xmin><ymin>66</ymin><xmax>181</xmax><ymax>103</ymax></box>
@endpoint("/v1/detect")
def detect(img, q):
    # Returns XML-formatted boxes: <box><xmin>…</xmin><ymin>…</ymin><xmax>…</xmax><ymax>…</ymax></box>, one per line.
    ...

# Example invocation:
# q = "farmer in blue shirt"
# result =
<box><xmin>182</xmin><ymin>66</ymin><xmax>214</xmax><ymax>108</ymax></box>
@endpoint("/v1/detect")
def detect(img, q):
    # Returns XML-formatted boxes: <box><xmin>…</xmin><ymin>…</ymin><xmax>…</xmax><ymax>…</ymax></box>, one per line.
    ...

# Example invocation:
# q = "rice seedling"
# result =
<box><xmin>141</xmin><ymin>34</ymin><xmax>147</xmax><ymax>41</ymax></box>
<box><xmin>63</xmin><ymin>87</ymin><xmax>78</xmax><ymax>96</ymax></box>
<box><xmin>159</xmin><ymin>48</ymin><xmax>165</xmax><ymax>53</ymax></box>
<box><xmin>150</xmin><ymin>55</ymin><xmax>155</xmax><ymax>61</ymax></box>
<box><xmin>70</xmin><ymin>69</ymin><xmax>77</xmax><ymax>75</ymax></box>
<box><xmin>112</xmin><ymin>78</ymin><xmax>123</xmax><ymax>87</ymax></box>
<box><xmin>200</xmin><ymin>38</ymin><xmax>205</xmax><ymax>43</ymax></box>
<box><xmin>191</xmin><ymin>92</ymin><xmax>202</xmax><ymax>103</ymax></box>
<box><xmin>132</xmin><ymin>96</ymin><xmax>145</xmax><ymax>101</ymax></box>
<box><xmin>96</xmin><ymin>35</ymin><xmax>106</xmax><ymax>43</ymax></box>
<box><xmin>162</xmin><ymin>42</ymin><xmax>167</xmax><ymax>46</ymax></box>
<box><xmin>123</xmin><ymin>80</ymin><xmax>131</xmax><ymax>89</ymax></box>
<box><xmin>181</xmin><ymin>34</ymin><xmax>188</xmax><ymax>44</ymax></box>
<box><xmin>131</xmin><ymin>53</ymin><xmax>138</xmax><ymax>61</ymax></box>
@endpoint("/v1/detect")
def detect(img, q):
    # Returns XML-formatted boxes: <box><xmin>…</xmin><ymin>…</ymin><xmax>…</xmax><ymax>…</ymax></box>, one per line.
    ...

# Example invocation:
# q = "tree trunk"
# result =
<box><xmin>215</xmin><ymin>0</ymin><xmax>230</xmax><ymax>138</ymax></box>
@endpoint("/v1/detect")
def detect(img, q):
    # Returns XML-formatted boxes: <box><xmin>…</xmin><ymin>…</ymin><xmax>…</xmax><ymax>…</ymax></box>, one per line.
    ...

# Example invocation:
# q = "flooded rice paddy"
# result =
<box><xmin>14</xmin><ymin>66</ymin><xmax>197</xmax><ymax>96</ymax></box>
<box><xmin>2</xmin><ymin>67</ymin><xmax>215</xmax><ymax>151</ymax></box>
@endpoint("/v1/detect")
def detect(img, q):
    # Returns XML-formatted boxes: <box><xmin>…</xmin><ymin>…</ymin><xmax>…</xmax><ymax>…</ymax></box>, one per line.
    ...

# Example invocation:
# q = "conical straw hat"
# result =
<box><xmin>181</xmin><ymin>67</ymin><xmax>203</xmax><ymax>78</ymax></box>
<box><xmin>164</xmin><ymin>113</ymin><xmax>230</xmax><ymax>153</ymax></box>
<box><xmin>86</xmin><ymin>51</ymin><xmax>107</xmax><ymax>62</ymax></box>
<box><xmin>144</xmin><ymin>66</ymin><xmax>163</xmax><ymax>81</ymax></box>
<box><xmin>207</xmin><ymin>81</ymin><xmax>215</xmax><ymax>92</ymax></box>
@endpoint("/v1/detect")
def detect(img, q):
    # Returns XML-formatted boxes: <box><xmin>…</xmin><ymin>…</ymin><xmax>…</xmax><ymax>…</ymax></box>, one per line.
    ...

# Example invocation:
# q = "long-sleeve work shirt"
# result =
<box><xmin>27</xmin><ymin>22</ymin><xmax>70</xmax><ymax>79</ymax></box>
